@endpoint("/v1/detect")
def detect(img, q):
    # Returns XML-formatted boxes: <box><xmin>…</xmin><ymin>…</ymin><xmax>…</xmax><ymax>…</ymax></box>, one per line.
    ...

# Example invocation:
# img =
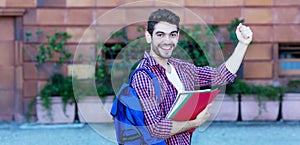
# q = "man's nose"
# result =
<box><xmin>162</xmin><ymin>35</ymin><xmax>172</xmax><ymax>41</ymax></box>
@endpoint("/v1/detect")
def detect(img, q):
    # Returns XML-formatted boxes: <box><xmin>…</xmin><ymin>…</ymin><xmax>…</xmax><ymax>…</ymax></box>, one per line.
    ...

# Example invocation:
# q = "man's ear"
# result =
<box><xmin>145</xmin><ymin>31</ymin><xmax>152</xmax><ymax>43</ymax></box>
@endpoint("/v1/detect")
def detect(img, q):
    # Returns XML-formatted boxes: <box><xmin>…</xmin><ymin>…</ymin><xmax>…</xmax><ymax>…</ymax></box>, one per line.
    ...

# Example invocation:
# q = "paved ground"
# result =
<box><xmin>0</xmin><ymin>121</ymin><xmax>300</xmax><ymax>145</ymax></box>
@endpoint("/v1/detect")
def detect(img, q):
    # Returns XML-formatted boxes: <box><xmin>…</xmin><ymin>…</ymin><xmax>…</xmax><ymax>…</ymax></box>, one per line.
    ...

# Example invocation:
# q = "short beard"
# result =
<box><xmin>152</xmin><ymin>44</ymin><xmax>174</xmax><ymax>59</ymax></box>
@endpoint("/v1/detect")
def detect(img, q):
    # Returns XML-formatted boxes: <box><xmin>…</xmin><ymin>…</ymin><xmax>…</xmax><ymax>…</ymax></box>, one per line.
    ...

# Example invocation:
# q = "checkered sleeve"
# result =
<box><xmin>131</xmin><ymin>71</ymin><xmax>172</xmax><ymax>139</ymax></box>
<box><xmin>195</xmin><ymin>63</ymin><xmax>237</xmax><ymax>86</ymax></box>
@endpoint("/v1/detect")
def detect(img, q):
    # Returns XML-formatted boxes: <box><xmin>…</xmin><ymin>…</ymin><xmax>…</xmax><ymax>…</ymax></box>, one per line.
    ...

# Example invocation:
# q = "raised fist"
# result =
<box><xmin>236</xmin><ymin>23</ymin><xmax>253</xmax><ymax>45</ymax></box>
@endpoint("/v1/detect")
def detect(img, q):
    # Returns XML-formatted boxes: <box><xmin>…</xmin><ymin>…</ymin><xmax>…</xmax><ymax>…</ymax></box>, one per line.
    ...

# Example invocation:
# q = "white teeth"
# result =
<box><xmin>161</xmin><ymin>46</ymin><xmax>172</xmax><ymax>50</ymax></box>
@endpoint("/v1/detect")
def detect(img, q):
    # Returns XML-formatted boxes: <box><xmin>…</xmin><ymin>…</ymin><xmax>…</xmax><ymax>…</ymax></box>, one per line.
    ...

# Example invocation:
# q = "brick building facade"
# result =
<box><xmin>0</xmin><ymin>0</ymin><xmax>299</xmax><ymax>121</ymax></box>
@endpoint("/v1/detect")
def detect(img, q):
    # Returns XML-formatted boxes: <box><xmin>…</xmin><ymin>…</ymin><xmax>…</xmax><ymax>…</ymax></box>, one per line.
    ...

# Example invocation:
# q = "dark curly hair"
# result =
<box><xmin>147</xmin><ymin>9</ymin><xmax>180</xmax><ymax>36</ymax></box>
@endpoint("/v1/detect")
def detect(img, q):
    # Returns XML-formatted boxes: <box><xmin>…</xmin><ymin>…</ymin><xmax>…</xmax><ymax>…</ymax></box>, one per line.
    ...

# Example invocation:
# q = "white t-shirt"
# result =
<box><xmin>166</xmin><ymin>63</ymin><xmax>185</xmax><ymax>93</ymax></box>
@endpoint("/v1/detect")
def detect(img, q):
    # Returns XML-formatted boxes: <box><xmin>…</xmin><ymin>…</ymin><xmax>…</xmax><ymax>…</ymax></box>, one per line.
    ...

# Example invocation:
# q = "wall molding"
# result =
<box><xmin>0</xmin><ymin>9</ymin><xmax>26</xmax><ymax>16</ymax></box>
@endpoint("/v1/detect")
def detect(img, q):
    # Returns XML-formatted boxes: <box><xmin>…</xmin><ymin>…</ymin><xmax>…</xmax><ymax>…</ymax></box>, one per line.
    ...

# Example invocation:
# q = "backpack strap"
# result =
<box><xmin>129</xmin><ymin>68</ymin><xmax>161</xmax><ymax>101</ymax></box>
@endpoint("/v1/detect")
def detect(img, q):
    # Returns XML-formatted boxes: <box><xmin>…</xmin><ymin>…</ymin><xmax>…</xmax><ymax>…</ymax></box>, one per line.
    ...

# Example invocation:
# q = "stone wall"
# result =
<box><xmin>0</xmin><ymin>0</ymin><xmax>299</xmax><ymax>121</ymax></box>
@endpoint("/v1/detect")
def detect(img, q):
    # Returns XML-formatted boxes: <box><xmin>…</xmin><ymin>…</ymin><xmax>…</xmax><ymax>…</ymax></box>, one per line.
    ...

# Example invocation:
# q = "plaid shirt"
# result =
<box><xmin>131</xmin><ymin>51</ymin><xmax>236</xmax><ymax>145</ymax></box>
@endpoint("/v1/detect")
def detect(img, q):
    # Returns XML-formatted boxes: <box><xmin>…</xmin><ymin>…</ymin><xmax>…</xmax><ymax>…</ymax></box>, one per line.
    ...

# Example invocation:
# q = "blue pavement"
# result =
<box><xmin>0</xmin><ymin>121</ymin><xmax>300</xmax><ymax>145</ymax></box>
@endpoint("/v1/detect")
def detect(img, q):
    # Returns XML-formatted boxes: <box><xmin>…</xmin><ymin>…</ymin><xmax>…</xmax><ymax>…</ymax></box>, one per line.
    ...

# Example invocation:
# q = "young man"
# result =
<box><xmin>131</xmin><ymin>9</ymin><xmax>252</xmax><ymax>144</ymax></box>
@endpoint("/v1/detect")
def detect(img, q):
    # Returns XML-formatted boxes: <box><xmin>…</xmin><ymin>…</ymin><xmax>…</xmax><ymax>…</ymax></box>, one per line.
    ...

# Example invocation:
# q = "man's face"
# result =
<box><xmin>147</xmin><ymin>21</ymin><xmax>179</xmax><ymax>59</ymax></box>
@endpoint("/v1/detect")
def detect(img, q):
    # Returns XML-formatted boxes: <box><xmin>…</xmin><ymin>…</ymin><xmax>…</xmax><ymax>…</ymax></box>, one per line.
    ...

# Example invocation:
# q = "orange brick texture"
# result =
<box><xmin>0</xmin><ymin>0</ymin><xmax>300</xmax><ymax>121</ymax></box>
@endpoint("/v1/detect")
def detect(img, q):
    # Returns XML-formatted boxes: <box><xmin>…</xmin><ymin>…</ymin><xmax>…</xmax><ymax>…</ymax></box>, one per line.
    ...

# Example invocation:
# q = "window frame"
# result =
<box><xmin>278</xmin><ymin>43</ymin><xmax>300</xmax><ymax>76</ymax></box>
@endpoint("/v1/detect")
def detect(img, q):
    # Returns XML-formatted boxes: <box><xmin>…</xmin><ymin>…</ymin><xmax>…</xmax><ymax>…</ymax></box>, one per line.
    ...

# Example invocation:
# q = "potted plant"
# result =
<box><xmin>26</xmin><ymin>30</ymin><xmax>75</xmax><ymax>123</ymax></box>
<box><xmin>35</xmin><ymin>74</ymin><xmax>75</xmax><ymax>123</ymax></box>
<box><xmin>238</xmin><ymin>80</ymin><xmax>284</xmax><ymax>121</ymax></box>
<box><xmin>282</xmin><ymin>79</ymin><xmax>300</xmax><ymax>120</ymax></box>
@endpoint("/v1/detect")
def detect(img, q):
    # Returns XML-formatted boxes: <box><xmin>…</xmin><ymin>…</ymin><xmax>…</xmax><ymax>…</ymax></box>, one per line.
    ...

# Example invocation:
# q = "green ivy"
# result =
<box><xmin>95</xmin><ymin>57</ymin><xmax>114</xmax><ymax>97</ymax></box>
<box><xmin>227</xmin><ymin>18</ymin><xmax>244</xmax><ymax>46</ymax></box>
<box><xmin>36</xmin><ymin>30</ymin><xmax>72</xmax><ymax>67</ymax></box>
<box><xmin>26</xmin><ymin>73</ymin><xmax>75</xmax><ymax>121</ymax></box>
<box><xmin>227</xmin><ymin>79</ymin><xmax>284</xmax><ymax>99</ymax></box>
<box><xmin>287</xmin><ymin>79</ymin><xmax>300</xmax><ymax>93</ymax></box>
<box><xmin>226</xmin><ymin>78</ymin><xmax>285</xmax><ymax>111</ymax></box>
<box><xmin>25</xmin><ymin>30</ymin><xmax>74</xmax><ymax>121</ymax></box>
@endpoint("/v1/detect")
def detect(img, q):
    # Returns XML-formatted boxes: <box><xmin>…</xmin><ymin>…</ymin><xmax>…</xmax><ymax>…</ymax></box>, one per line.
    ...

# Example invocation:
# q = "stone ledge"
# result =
<box><xmin>0</xmin><ymin>9</ymin><xmax>26</xmax><ymax>16</ymax></box>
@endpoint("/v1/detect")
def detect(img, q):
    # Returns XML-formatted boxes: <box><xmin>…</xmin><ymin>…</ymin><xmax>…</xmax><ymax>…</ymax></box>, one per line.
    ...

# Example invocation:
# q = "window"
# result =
<box><xmin>279</xmin><ymin>43</ymin><xmax>300</xmax><ymax>75</ymax></box>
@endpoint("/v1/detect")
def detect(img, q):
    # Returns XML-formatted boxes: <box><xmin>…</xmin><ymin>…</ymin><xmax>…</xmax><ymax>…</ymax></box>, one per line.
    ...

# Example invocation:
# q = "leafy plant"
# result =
<box><xmin>226</xmin><ymin>79</ymin><xmax>284</xmax><ymax>100</ymax></box>
<box><xmin>41</xmin><ymin>74</ymin><xmax>74</xmax><ymax>108</ymax></box>
<box><xmin>27</xmin><ymin>73</ymin><xmax>75</xmax><ymax>121</ymax></box>
<box><xmin>25</xmin><ymin>30</ymin><xmax>74</xmax><ymax>121</ymax></box>
<box><xmin>226</xmin><ymin>79</ymin><xmax>252</xmax><ymax>95</ymax></box>
<box><xmin>95</xmin><ymin>57</ymin><xmax>114</xmax><ymax>97</ymax></box>
<box><xmin>96</xmin><ymin>26</ymin><xmax>148</xmax><ymax>94</ymax></box>
<box><xmin>227</xmin><ymin>18</ymin><xmax>244</xmax><ymax>46</ymax></box>
<box><xmin>226</xmin><ymin>79</ymin><xmax>285</xmax><ymax>112</ymax></box>
<box><xmin>37</xmin><ymin>31</ymin><xmax>72</xmax><ymax>65</ymax></box>
<box><xmin>286</xmin><ymin>79</ymin><xmax>300</xmax><ymax>93</ymax></box>
<box><xmin>178</xmin><ymin>25</ymin><xmax>210</xmax><ymax>66</ymax></box>
<box><xmin>25</xmin><ymin>29</ymin><xmax>73</xmax><ymax>73</ymax></box>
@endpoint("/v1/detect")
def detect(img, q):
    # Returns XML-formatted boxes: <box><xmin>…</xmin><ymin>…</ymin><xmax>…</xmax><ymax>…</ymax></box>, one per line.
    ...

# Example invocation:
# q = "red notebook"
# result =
<box><xmin>167</xmin><ymin>88</ymin><xmax>220</xmax><ymax>121</ymax></box>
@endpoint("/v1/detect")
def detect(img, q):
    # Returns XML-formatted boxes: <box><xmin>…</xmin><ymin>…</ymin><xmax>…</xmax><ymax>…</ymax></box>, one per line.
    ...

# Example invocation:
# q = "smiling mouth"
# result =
<box><xmin>160</xmin><ymin>44</ymin><xmax>174</xmax><ymax>50</ymax></box>
<box><xmin>161</xmin><ymin>46</ymin><xmax>172</xmax><ymax>50</ymax></box>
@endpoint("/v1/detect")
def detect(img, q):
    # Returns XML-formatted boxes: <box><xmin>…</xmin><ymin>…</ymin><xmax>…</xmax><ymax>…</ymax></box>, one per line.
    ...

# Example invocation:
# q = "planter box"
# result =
<box><xmin>77</xmin><ymin>96</ymin><xmax>114</xmax><ymax>123</ymax></box>
<box><xmin>67</xmin><ymin>64</ymin><xmax>94</xmax><ymax>79</ymax></box>
<box><xmin>214</xmin><ymin>94</ymin><xmax>239</xmax><ymax>121</ymax></box>
<box><xmin>36</xmin><ymin>96</ymin><xmax>75</xmax><ymax>124</ymax></box>
<box><xmin>241</xmin><ymin>95</ymin><xmax>279</xmax><ymax>121</ymax></box>
<box><xmin>282</xmin><ymin>93</ymin><xmax>300</xmax><ymax>121</ymax></box>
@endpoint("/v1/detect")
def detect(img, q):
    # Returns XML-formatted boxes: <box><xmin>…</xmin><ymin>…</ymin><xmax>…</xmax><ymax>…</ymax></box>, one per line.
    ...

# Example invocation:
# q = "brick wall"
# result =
<box><xmin>0</xmin><ymin>0</ymin><xmax>299</xmax><ymax>121</ymax></box>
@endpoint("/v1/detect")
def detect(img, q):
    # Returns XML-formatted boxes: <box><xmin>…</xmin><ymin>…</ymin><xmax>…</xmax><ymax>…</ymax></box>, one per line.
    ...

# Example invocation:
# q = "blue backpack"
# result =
<box><xmin>110</xmin><ymin>68</ymin><xmax>166</xmax><ymax>145</ymax></box>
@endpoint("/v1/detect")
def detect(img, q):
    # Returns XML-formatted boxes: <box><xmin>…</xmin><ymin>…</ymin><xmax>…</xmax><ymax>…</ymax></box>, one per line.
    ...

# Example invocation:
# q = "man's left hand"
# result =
<box><xmin>236</xmin><ymin>23</ymin><xmax>253</xmax><ymax>45</ymax></box>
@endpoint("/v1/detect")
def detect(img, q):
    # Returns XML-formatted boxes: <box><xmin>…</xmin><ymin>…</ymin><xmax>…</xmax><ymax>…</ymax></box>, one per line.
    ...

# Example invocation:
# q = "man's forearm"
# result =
<box><xmin>170</xmin><ymin>118</ymin><xmax>208</xmax><ymax>136</ymax></box>
<box><xmin>170</xmin><ymin>120</ymin><xmax>196</xmax><ymax>136</ymax></box>
<box><xmin>225</xmin><ymin>42</ymin><xmax>248</xmax><ymax>74</ymax></box>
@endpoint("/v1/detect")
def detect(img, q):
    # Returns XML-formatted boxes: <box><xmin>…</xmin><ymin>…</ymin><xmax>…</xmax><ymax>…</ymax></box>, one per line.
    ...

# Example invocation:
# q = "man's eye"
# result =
<box><xmin>156</xmin><ymin>33</ymin><xmax>163</xmax><ymax>37</ymax></box>
<box><xmin>170</xmin><ymin>33</ymin><xmax>178</xmax><ymax>37</ymax></box>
